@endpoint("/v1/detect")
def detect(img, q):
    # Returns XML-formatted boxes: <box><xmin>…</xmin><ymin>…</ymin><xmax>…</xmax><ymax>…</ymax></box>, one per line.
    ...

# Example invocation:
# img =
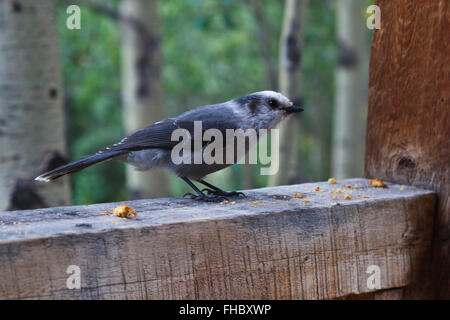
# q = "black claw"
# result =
<box><xmin>229</xmin><ymin>191</ymin><xmax>246</xmax><ymax>198</ymax></box>
<box><xmin>203</xmin><ymin>189</ymin><xmax>246</xmax><ymax>198</ymax></box>
<box><xmin>183</xmin><ymin>192</ymin><xmax>196</xmax><ymax>198</ymax></box>
<box><xmin>201</xmin><ymin>188</ymin><xmax>215</xmax><ymax>195</ymax></box>
<box><xmin>181</xmin><ymin>177</ymin><xmax>239</xmax><ymax>202</ymax></box>
<box><xmin>193</xmin><ymin>194</ymin><xmax>228</xmax><ymax>202</ymax></box>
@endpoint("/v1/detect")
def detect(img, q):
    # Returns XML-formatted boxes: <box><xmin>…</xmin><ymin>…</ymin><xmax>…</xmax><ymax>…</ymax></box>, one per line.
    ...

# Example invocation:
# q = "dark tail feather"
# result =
<box><xmin>35</xmin><ymin>150</ymin><xmax>128</xmax><ymax>182</ymax></box>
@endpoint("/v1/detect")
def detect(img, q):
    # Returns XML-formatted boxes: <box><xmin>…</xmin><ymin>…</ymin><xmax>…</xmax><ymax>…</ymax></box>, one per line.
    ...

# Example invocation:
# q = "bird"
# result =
<box><xmin>35</xmin><ymin>91</ymin><xmax>303</xmax><ymax>201</ymax></box>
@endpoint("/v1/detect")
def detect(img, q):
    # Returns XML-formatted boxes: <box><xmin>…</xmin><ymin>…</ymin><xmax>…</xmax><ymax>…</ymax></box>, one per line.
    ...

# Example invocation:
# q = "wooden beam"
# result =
<box><xmin>365</xmin><ymin>0</ymin><xmax>449</xmax><ymax>298</ymax></box>
<box><xmin>0</xmin><ymin>179</ymin><xmax>435</xmax><ymax>299</ymax></box>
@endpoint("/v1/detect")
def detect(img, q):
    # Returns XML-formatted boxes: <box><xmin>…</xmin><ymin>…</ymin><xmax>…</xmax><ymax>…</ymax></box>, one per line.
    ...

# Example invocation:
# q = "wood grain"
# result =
<box><xmin>0</xmin><ymin>179</ymin><xmax>435</xmax><ymax>299</ymax></box>
<box><xmin>365</xmin><ymin>0</ymin><xmax>449</xmax><ymax>298</ymax></box>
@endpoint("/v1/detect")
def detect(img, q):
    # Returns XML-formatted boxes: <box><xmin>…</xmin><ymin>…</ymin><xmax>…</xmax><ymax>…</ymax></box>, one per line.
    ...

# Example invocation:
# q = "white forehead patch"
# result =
<box><xmin>253</xmin><ymin>90</ymin><xmax>290</xmax><ymax>104</ymax></box>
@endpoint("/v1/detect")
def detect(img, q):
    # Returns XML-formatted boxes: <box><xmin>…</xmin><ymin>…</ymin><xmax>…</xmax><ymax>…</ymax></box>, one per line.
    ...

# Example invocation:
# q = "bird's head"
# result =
<box><xmin>233</xmin><ymin>91</ymin><xmax>303</xmax><ymax>129</ymax></box>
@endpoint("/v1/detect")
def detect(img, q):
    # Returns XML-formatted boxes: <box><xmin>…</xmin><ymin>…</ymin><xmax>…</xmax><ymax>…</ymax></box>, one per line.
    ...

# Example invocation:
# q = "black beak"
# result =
<box><xmin>284</xmin><ymin>105</ymin><xmax>304</xmax><ymax>113</ymax></box>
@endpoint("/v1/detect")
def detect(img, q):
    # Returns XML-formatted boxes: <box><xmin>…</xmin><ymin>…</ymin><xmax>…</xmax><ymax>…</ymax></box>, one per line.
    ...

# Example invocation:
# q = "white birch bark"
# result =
<box><xmin>331</xmin><ymin>0</ymin><xmax>367</xmax><ymax>179</ymax></box>
<box><xmin>268</xmin><ymin>0</ymin><xmax>307</xmax><ymax>186</ymax></box>
<box><xmin>0</xmin><ymin>0</ymin><xmax>71</xmax><ymax>210</ymax></box>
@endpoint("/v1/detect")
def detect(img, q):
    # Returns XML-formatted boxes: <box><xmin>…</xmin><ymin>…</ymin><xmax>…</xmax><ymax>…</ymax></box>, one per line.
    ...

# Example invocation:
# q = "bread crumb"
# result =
<box><xmin>370</xmin><ymin>178</ymin><xmax>387</xmax><ymax>188</ymax></box>
<box><xmin>353</xmin><ymin>184</ymin><xmax>358</xmax><ymax>189</ymax></box>
<box><xmin>112</xmin><ymin>221</ymin><xmax>119</xmax><ymax>225</ymax></box>
<box><xmin>344</xmin><ymin>195</ymin><xmax>352</xmax><ymax>200</ymax></box>
<box><xmin>328</xmin><ymin>178</ymin><xmax>337</xmax><ymax>184</ymax></box>
<box><xmin>113</xmin><ymin>204</ymin><xmax>137</xmax><ymax>218</ymax></box>
<box><xmin>221</xmin><ymin>200</ymin><xmax>236</xmax><ymax>205</ymax></box>
<box><xmin>336</xmin><ymin>188</ymin><xmax>344</xmax><ymax>194</ymax></box>
<box><xmin>333</xmin><ymin>196</ymin><xmax>338</xmax><ymax>200</ymax></box>
<box><xmin>363</xmin><ymin>195</ymin><xmax>369</xmax><ymax>199</ymax></box>
<box><xmin>303</xmin><ymin>199</ymin><xmax>310</xmax><ymax>204</ymax></box>
<box><xmin>252</xmin><ymin>201</ymin><xmax>259</xmax><ymax>205</ymax></box>
<box><xmin>294</xmin><ymin>193</ymin><xmax>305</xmax><ymax>199</ymax></box>
<box><xmin>346</xmin><ymin>184</ymin><xmax>352</xmax><ymax>189</ymax></box>
<box><xmin>314</xmin><ymin>186</ymin><xmax>320</xmax><ymax>191</ymax></box>
<box><xmin>400</xmin><ymin>187</ymin><xmax>405</xmax><ymax>191</ymax></box>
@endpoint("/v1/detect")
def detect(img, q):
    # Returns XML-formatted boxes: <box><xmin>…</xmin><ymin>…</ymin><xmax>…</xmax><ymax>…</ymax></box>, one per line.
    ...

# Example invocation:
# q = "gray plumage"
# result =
<box><xmin>35</xmin><ymin>91</ymin><xmax>303</xmax><ymax>201</ymax></box>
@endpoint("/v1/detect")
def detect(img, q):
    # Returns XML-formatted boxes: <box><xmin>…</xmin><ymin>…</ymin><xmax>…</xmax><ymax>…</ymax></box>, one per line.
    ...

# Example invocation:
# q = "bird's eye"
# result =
<box><xmin>268</xmin><ymin>99</ymin><xmax>278</xmax><ymax>108</ymax></box>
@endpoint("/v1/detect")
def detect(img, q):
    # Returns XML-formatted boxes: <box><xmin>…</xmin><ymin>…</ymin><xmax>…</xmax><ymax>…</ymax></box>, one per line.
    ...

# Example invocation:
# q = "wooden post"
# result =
<box><xmin>364</xmin><ymin>0</ymin><xmax>449</xmax><ymax>298</ymax></box>
<box><xmin>0</xmin><ymin>179</ymin><xmax>435</xmax><ymax>299</ymax></box>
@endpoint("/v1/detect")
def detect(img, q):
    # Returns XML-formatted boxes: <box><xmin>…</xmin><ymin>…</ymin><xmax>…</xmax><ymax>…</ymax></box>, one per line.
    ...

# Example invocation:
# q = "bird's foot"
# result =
<box><xmin>201</xmin><ymin>188</ymin><xmax>246</xmax><ymax>198</ymax></box>
<box><xmin>183</xmin><ymin>192</ymin><xmax>229</xmax><ymax>202</ymax></box>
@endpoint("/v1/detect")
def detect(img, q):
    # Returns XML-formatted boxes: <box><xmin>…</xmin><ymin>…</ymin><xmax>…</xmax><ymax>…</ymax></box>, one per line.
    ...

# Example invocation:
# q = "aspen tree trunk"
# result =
<box><xmin>0</xmin><ymin>0</ymin><xmax>71</xmax><ymax>211</ymax></box>
<box><xmin>120</xmin><ymin>0</ymin><xmax>169</xmax><ymax>199</ymax></box>
<box><xmin>331</xmin><ymin>0</ymin><xmax>367</xmax><ymax>179</ymax></box>
<box><xmin>268</xmin><ymin>0</ymin><xmax>307</xmax><ymax>186</ymax></box>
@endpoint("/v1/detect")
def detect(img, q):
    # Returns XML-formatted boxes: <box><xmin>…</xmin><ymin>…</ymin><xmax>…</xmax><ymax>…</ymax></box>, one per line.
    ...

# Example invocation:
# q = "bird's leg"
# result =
<box><xmin>196</xmin><ymin>179</ymin><xmax>246</xmax><ymax>197</ymax></box>
<box><xmin>181</xmin><ymin>177</ymin><xmax>228</xmax><ymax>202</ymax></box>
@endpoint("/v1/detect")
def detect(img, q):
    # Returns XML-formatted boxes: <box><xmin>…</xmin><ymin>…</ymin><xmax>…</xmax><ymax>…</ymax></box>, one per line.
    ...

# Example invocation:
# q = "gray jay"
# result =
<box><xmin>36</xmin><ymin>91</ymin><xmax>303</xmax><ymax>201</ymax></box>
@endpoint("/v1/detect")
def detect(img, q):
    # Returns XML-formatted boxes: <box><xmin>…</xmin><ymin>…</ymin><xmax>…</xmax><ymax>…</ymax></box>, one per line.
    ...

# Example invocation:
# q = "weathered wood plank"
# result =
<box><xmin>366</xmin><ymin>0</ymin><xmax>449</xmax><ymax>298</ymax></box>
<box><xmin>0</xmin><ymin>179</ymin><xmax>435</xmax><ymax>299</ymax></box>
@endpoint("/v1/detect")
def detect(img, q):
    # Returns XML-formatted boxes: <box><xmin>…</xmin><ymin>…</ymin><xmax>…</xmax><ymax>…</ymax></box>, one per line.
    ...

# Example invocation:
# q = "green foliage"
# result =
<box><xmin>57</xmin><ymin>0</ymin><xmax>125</xmax><ymax>204</ymax></box>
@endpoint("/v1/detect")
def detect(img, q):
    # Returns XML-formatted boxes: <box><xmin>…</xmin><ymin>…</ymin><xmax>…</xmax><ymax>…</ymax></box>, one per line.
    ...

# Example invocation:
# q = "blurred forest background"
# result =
<box><xmin>0</xmin><ymin>0</ymin><xmax>374</xmax><ymax>210</ymax></box>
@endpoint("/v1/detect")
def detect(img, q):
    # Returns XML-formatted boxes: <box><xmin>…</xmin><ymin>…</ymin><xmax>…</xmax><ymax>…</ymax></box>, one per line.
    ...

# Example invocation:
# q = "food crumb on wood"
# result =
<box><xmin>328</xmin><ymin>178</ymin><xmax>337</xmax><ymax>184</ymax></box>
<box><xmin>363</xmin><ymin>195</ymin><xmax>369</xmax><ymax>199</ymax></box>
<box><xmin>293</xmin><ymin>193</ymin><xmax>305</xmax><ymax>199</ymax></box>
<box><xmin>353</xmin><ymin>184</ymin><xmax>358</xmax><ymax>189</ymax></box>
<box><xmin>111</xmin><ymin>204</ymin><xmax>137</xmax><ymax>218</ymax></box>
<box><xmin>112</xmin><ymin>221</ymin><xmax>119</xmax><ymax>225</ymax></box>
<box><xmin>344</xmin><ymin>195</ymin><xmax>352</xmax><ymax>200</ymax></box>
<box><xmin>346</xmin><ymin>184</ymin><xmax>352</xmax><ymax>189</ymax></box>
<box><xmin>400</xmin><ymin>187</ymin><xmax>405</xmax><ymax>191</ymax></box>
<box><xmin>303</xmin><ymin>199</ymin><xmax>310</xmax><ymax>204</ymax></box>
<box><xmin>221</xmin><ymin>200</ymin><xmax>236</xmax><ymax>205</ymax></box>
<box><xmin>370</xmin><ymin>178</ymin><xmax>387</xmax><ymax>188</ymax></box>
<box><xmin>333</xmin><ymin>196</ymin><xmax>338</xmax><ymax>200</ymax></box>
<box><xmin>313</xmin><ymin>186</ymin><xmax>320</xmax><ymax>191</ymax></box>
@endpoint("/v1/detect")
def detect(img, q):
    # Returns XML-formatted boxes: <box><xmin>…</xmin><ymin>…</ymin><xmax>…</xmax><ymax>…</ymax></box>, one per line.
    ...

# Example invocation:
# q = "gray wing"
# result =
<box><xmin>175</xmin><ymin>102</ymin><xmax>242</xmax><ymax>133</ymax></box>
<box><xmin>98</xmin><ymin>119</ymin><xmax>180</xmax><ymax>153</ymax></box>
<box><xmin>98</xmin><ymin>104</ymin><xmax>240</xmax><ymax>153</ymax></box>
